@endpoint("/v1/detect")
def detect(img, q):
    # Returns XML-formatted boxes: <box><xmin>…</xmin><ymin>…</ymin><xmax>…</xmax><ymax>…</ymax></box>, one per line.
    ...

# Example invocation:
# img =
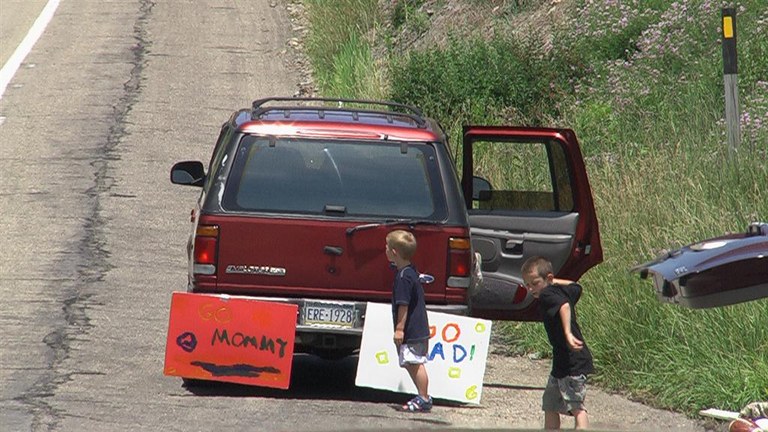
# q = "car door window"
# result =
<box><xmin>471</xmin><ymin>139</ymin><xmax>573</xmax><ymax>212</ymax></box>
<box><xmin>203</xmin><ymin>125</ymin><xmax>233</xmax><ymax>193</ymax></box>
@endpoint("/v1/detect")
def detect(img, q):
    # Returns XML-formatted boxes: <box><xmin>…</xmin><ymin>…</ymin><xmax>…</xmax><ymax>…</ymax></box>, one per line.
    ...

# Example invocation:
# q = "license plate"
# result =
<box><xmin>303</xmin><ymin>301</ymin><xmax>356</xmax><ymax>327</ymax></box>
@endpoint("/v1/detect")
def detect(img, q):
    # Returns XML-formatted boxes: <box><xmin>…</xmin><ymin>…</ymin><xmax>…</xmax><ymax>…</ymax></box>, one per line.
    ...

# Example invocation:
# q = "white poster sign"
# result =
<box><xmin>355</xmin><ymin>302</ymin><xmax>492</xmax><ymax>404</ymax></box>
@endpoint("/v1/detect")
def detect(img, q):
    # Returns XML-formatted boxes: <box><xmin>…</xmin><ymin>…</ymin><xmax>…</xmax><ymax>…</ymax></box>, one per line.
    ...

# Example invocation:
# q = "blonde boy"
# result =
<box><xmin>385</xmin><ymin>230</ymin><xmax>432</xmax><ymax>412</ymax></box>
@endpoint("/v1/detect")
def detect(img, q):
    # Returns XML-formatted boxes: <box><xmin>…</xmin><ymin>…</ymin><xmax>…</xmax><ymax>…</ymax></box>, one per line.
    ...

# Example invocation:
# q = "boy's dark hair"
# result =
<box><xmin>521</xmin><ymin>256</ymin><xmax>554</xmax><ymax>279</ymax></box>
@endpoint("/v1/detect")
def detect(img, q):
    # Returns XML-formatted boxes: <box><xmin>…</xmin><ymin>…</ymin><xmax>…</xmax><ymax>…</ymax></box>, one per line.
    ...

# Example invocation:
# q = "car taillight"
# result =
<box><xmin>194</xmin><ymin>225</ymin><xmax>218</xmax><ymax>275</ymax></box>
<box><xmin>448</xmin><ymin>237</ymin><xmax>471</xmax><ymax>279</ymax></box>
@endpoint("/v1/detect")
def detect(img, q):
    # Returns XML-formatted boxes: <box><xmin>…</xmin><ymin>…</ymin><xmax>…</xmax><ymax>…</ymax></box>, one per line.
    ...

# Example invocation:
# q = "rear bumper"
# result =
<box><xmin>245</xmin><ymin>296</ymin><xmax>468</xmax><ymax>335</ymax></box>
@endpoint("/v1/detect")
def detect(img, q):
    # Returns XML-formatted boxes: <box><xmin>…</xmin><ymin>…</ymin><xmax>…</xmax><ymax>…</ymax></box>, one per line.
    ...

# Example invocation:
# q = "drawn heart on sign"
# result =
<box><xmin>176</xmin><ymin>332</ymin><xmax>198</xmax><ymax>353</ymax></box>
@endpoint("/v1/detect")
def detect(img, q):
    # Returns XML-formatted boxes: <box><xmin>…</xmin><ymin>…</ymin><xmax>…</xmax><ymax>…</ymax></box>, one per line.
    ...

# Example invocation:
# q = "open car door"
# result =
<box><xmin>462</xmin><ymin>126</ymin><xmax>603</xmax><ymax>321</ymax></box>
<box><xmin>631</xmin><ymin>222</ymin><xmax>768</xmax><ymax>309</ymax></box>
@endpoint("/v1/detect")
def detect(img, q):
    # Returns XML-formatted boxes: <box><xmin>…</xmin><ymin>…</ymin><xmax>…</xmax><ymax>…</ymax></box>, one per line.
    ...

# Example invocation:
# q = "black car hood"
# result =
<box><xmin>632</xmin><ymin>222</ymin><xmax>768</xmax><ymax>308</ymax></box>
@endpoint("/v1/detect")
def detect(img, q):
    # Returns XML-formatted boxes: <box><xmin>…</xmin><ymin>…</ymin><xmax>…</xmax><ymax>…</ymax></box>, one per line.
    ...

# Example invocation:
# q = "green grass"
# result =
<box><xmin>389</xmin><ymin>34</ymin><xmax>554</xmax><ymax>125</ymax></box>
<box><xmin>392</xmin><ymin>0</ymin><xmax>430</xmax><ymax>33</ymax></box>
<box><xmin>303</xmin><ymin>0</ymin><xmax>768</xmax><ymax>414</ymax></box>
<box><xmin>303</xmin><ymin>0</ymin><xmax>385</xmax><ymax>99</ymax></box>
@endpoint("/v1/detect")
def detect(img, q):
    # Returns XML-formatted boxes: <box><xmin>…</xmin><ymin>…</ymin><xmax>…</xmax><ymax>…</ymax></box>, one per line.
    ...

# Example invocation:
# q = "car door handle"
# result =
<box><xmin>504</xmin><ymin>240</ymin><xmax>524</xmax><ymax>256</ymax></box>
<box><xmin>324</xmin><ymin>246</ymin><xmax>343</xmax><ymax>256</ymax></box>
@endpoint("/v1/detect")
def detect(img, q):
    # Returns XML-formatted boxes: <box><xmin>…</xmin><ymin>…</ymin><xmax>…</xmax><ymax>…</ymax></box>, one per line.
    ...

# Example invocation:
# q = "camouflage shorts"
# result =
<box><xmin>542</xmin><ymin>374</ymin><xmax>588</xmax><ymax>415</ymax></box>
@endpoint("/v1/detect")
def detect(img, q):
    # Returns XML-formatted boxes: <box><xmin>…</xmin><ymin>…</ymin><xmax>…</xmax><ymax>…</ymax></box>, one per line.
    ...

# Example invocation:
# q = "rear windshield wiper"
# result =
<box><xmin>346</xmin><ymin>219</ymin><xmax>442</xmax><ymax>236</ymax></box>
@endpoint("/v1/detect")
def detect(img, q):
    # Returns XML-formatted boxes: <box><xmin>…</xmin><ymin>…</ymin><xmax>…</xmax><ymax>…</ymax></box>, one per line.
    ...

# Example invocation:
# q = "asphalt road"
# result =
<box><xmin>0</xmin><ymin>1</ymin><xmax>715</xmax><ymax>431</ymax></box>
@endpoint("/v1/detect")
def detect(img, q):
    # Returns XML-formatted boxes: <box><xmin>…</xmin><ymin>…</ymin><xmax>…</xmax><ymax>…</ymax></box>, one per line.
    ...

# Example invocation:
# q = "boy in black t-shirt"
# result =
<box><xmin>385</xmin><ymin>229</ymin><xmax>432</xmax><ymax>412</ymax></box>
<box><xmin>522</xmin><ymin>256</ymin><xmax>594</xmax><ymax>430</ymax></box>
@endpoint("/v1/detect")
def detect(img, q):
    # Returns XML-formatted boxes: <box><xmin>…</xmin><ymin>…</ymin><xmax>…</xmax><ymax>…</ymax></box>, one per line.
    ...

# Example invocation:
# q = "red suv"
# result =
<box><xmin>170</xmin><ymin>97</ymin><xmax>603</xmax><ymax>360</ymax></box>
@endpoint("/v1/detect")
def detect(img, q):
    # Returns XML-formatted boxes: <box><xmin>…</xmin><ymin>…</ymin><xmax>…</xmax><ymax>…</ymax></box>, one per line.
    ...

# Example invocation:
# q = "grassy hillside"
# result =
<box><xmin>301</xmin><ymin>0</ymin><xmax>768</xmax><ymax>414</ymax></box>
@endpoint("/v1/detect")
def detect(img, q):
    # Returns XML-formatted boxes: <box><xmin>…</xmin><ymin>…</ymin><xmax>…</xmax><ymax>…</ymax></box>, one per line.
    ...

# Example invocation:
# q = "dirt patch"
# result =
<box><xmin>284</xmin><ymin>0</ymin><xmax>317</xmax><ymax>96</ymax></box>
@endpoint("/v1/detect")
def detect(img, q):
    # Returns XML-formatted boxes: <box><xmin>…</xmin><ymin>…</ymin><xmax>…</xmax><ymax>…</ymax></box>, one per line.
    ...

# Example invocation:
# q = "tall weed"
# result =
<box><xmin>304</xmin><ymin>0</ymin><xmax>382</xmax><ymax>97</ymax></box>
<box><xmin>390</xmin><ymin>35</ymin><xmax>555</xmax><ymax>127</ymax></box>
<box><xmin>322</xmin><ymin>33</ymin><xmax>387</xmax><ymax>100</ymax></box>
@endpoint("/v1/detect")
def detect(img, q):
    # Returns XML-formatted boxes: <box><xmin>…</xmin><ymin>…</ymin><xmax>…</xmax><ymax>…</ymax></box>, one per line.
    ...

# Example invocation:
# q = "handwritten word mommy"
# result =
<box><xmin>211</xmin><ymin>328</ymin><xmax>289</xmax><ymax>358</ymax></box>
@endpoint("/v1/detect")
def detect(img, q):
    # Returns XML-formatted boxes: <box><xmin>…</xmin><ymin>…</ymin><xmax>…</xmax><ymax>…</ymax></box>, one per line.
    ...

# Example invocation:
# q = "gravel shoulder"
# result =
<box><xmin>438</xmin><ymin>353</ymin><xmax>718</xmax><ymax>431</ymax></box>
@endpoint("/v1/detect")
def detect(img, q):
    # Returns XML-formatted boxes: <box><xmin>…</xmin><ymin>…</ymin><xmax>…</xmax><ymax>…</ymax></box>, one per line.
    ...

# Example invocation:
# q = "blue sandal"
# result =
<box><xmin>401</xmin><ymin>395</ymin><xmax>433</xmax><ymax>412</ymax></box>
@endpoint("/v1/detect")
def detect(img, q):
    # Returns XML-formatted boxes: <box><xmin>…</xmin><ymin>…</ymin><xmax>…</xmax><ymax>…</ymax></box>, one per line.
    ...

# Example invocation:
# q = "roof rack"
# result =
<box><xmin>251</xmin><ymin>97</ymin><xmax>427</xmax><ymax>128</ymax></box>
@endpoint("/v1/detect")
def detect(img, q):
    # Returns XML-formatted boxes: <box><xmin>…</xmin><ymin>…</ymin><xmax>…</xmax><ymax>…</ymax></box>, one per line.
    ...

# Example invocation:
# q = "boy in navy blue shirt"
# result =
<box><xmin>522</xmin><ymin>256</ymin><xmax>594</xmax><ymax>430</ymax></box>
<box><xmin>385</xmin><ymin>229</ymin><xmax>432</xmax><ymax>412</ymax></box>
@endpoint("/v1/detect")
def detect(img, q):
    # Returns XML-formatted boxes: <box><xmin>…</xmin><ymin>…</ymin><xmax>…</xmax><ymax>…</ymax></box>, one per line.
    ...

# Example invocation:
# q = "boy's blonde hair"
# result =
<box><xmin>521</xmin><ymin>256</ymin><xmax>554</xmax><ymax>279</ymax></box>
<box><xmin>386</xmin><ymin>230</ymin><xmax>417</xmax><ymax>260</ymax></box>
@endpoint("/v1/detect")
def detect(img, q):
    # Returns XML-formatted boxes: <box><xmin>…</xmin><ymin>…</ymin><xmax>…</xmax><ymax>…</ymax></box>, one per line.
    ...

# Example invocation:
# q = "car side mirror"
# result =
<box><xmin>472</xmin><ymin>176</ymin><xmax>492</xmax><ymax>201</ymax></box>
<box><xmin>171</xmin><ymin>161</ymin><xmax>206</xmax><ymax>187</ymax></box>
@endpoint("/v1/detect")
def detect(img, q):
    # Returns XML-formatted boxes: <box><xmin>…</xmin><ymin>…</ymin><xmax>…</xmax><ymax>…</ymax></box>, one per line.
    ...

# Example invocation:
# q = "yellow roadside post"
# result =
<box><xmin>721</xmin><ymin>8</ymin><xmax>740</xmax><ymax>157</ymax></box>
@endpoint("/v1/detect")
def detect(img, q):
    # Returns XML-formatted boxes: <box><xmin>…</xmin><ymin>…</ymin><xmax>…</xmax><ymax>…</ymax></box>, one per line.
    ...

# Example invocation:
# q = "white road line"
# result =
<box><xmin>0</xmin><ymin>0</ymin><xmax>61</xmax><ymax>100</ymax></box>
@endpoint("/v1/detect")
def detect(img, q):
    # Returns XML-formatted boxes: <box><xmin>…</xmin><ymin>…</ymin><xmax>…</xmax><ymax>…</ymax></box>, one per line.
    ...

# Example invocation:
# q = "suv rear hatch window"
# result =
<box><xmin>222</xmin><ymin>136</ymin><xmax>446</xmax><ymax>219</ymax></box>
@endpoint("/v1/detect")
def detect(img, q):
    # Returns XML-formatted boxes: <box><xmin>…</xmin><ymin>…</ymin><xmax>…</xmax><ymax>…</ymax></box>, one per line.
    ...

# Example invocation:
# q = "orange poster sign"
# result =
<box><xmin>164</xmin><ymin>292</ymin><xmax>298</xmax><ymax>389</ymax></box>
